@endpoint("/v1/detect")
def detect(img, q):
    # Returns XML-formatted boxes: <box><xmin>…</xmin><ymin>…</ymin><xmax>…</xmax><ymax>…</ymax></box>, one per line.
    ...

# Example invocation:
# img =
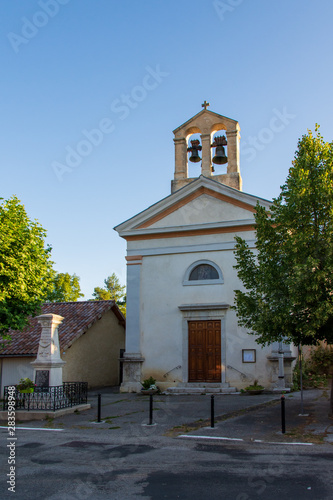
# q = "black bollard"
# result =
<box><xmin>149</xmin><ymin>394</ymin><xmax>153</xmax><ymax>425</ymax></box>
<box><xmin>211</xmin><ymin>395</ymin><xmax>215</xmax><ymax>428</ymax></box>
<box><xmin>97</xmin><ymin>393</ymin><xmax>101</xmax><ymax>423</ymax></box>
<box><xmin>281</xmin><ymin>395</ymin><xmax>286</xmax><ymax>434</ymax></box>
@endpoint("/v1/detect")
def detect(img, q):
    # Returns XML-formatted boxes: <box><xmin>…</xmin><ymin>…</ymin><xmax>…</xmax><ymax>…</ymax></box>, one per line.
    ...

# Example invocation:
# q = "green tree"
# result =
<box><xmin>233</xmin><ymin>127</ymin><xmax>333</xmax><ymax>413</ymax></box>
<box><xmin>0</xmin><ymin>196</ymin><xmax>54</xmax><ymax>340</ymax></box>
<box><xmin>92</xmin><ymin>273</ymin><xmax>126</xmax><ymax>315</ymax></box>
<box><xmin>46</xmin><ymin>272</ymin><xmax>84</xmax><ymax>302</ymax></box>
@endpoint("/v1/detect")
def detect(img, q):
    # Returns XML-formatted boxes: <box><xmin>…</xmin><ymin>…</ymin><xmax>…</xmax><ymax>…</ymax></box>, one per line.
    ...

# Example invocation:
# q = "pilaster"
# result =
<box><xmin>226</xmin><ymin>128</ymin><xmax>240</xmax><ymax>174</ymax></box>
<box><xmin>201</xmin><ymin>133</ymin><xmax>212</xmax><ymax>177</ymax></box>
<box><xmin>173</xmin><ymin>138</ymin><xmax>188</xmax><ymax>180</ymax></box>
<box><xmin>120</xmin><ymin>257</ymin><xmax>144</xmax><ymax>392</ymax></box>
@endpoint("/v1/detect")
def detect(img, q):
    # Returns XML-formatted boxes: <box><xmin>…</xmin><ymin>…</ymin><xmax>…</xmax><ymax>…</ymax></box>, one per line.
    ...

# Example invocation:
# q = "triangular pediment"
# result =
<box><xmin>142</xmin><ymin>192</ymin><xmax>253</xmax><ymax>229</ymax></box>
<box><xmin>173</xmin><ymin>109</ymin><xmax>239</xmax><ymax>136</ymax></box>
<box><xmin>114</xmin><ymin>176</ymin><xmax>271</xmax><ymax>237</ymax></box>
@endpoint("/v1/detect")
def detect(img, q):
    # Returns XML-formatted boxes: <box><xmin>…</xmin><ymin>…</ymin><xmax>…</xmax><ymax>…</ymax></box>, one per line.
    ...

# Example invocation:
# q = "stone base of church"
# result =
<box><xmin>120</xmin><ymin>353</ymin><xmax>144</xmax><ymax>393</ymax></box>
<box><xmin>165</xmin><ymin>383</ymin><xmax>237</xmax><ymax>394</ymax></box>
<box><xmin>120</xmin><ymin>382</ymin><xmax>143</xmax><ymax>393</ymax></box>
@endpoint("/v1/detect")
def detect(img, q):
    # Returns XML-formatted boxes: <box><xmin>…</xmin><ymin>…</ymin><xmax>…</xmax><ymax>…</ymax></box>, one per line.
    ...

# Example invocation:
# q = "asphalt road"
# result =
<box><xmin>1</xmin><ymin>426</ymin><xmax>333</xmax><ymax>500</ymax></box>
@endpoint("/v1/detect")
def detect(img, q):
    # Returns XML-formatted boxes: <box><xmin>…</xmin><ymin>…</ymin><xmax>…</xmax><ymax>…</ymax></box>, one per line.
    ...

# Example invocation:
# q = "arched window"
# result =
<box><xmin>189</xmin><ymin>264</ymin><xmax>219</xmax><ymax>281</ymax></box>
<box><xmin>183</xmin><ymin>260</ymin><xmax>223</xmax><ymax>286</ymax></box>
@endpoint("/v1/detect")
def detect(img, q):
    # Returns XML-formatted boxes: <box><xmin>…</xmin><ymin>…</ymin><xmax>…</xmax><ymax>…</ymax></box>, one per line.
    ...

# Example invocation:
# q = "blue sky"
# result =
<box><xmin>1</xmin><ymin>0</ymin><xmax>333</xmax><ymax>299</ymax></box>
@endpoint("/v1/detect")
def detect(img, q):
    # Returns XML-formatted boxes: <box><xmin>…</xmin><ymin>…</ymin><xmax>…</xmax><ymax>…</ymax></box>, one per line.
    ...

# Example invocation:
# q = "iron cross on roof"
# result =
<box><xmin>201</xmin><ymin>100</ymin><xmax>210</xmax><ymax>110</ymax></box>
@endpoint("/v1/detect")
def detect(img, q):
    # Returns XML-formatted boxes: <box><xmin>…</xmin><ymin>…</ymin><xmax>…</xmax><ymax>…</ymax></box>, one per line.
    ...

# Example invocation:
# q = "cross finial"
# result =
<box><xmin>201</xmin><ymin>100</ymin><xmax>210</xmax><ymax>110</ymax></box>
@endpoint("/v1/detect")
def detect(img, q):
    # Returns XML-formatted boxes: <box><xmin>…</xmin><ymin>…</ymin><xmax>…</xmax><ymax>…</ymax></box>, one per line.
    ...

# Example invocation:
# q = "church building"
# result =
<box><xmin>114</xmin><ymin>103</ymin><xmax>296</xmax><ymax>393</ymax></box>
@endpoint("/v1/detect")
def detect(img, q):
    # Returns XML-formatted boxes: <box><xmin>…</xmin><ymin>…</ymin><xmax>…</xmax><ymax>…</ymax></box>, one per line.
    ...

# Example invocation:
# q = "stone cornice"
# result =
<box><xmin>120</xmin><ymin>219</ymin><xmax>255</xmax><ymax>241</ymax></box>
<box><xmin>179</xmin><ymin>303</ymin><xmax>230</xmax><ymax>311</ymax></box>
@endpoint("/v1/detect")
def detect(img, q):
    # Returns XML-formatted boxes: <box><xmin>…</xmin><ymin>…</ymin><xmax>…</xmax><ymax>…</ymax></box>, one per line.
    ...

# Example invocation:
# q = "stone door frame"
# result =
<box><xmin>188</xmin><ymin>319</ymin><xmax>222</xmax><ymax>382</ymax></box>
<box><xmin>179</xmin><ymin>303</ymin><xmax>229</xmax><ymax>384</ymax></box>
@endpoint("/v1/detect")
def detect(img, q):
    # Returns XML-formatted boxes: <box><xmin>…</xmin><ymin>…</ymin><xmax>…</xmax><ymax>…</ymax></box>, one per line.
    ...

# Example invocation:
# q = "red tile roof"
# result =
<box><xmin>0</xmin><ymin>301</ymin><xmax>125</xmax><ymax>357</ymax></box>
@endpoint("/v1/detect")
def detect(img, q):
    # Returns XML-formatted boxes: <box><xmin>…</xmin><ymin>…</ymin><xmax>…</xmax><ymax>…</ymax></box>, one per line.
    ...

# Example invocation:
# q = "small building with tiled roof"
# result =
<box><xmin>0</xmin><ymin>301</ymin><xmax>125</xmax><ymax>396</ymax></box>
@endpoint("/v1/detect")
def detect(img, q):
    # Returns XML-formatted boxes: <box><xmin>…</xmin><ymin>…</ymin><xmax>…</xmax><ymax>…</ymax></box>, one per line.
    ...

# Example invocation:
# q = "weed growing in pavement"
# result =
<box><xmin>44</xmin><ymin>416</ymin><xmax>54</xmax><ymax>428</ymax></box>
<box><xmin>109</xmin><ymin>399</ymin><xmax>128</xmax><ymax>405</ymax></box>
<box><xmin>285</xmin><ymin>427</ymin><xmax>325</xmax><ymax>444</ymax></box>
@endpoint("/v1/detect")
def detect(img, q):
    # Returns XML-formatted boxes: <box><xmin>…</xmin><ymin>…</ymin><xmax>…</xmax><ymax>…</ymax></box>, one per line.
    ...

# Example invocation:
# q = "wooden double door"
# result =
<box><xmin>188</xmin><ymin>320</ymin><xmax>221</xmax><ymax>382</ymax></box>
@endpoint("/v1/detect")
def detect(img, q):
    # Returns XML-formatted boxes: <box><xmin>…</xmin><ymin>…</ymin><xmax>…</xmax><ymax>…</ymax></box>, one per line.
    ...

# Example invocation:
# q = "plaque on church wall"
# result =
<box><xmin>35</xmin><ymin>370</ymin><xmax>50</xmax><ymax>388</ymax></box>
<box><xmin>242</xmin><ymin>349</ymin><xmax>256</xmax><ymax>363</ymax></box>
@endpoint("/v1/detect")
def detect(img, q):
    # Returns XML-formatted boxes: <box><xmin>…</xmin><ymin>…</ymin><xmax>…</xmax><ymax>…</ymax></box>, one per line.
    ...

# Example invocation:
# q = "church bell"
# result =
<box><xmin>187</xmin><ymin>139</ymin><xmax>202</xmax><ymax>163</ymax></box>
<box><xmin>212</xmin><ymin>135</ymin><xmax>228</xmax><ymax>165</ymax></box>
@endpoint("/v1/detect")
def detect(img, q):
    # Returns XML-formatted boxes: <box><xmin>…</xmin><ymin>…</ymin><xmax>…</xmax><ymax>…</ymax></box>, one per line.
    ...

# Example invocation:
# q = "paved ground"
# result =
<box><xmin>9</xmin><ymin>387</ymin><xmax>332</xmax><ymax>444</ymax></box>
<box><xmin>1</xmin><ymin>388</ymin><xmax>332</xmax><ymax>499</ymax></box>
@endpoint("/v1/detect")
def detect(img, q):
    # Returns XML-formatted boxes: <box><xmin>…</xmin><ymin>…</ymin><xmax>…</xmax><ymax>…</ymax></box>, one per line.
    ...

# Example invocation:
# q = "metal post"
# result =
<box><xmin>149</xmin><ymin>394</ymin><xmax>153</xmax><ymax>425</ymax></box>
<box><xmin>97</xmin><ymin>393</ymin><xmax>101</xmax><ymax>422</ymax></box>
<box><xmin>211</xmin><ymin>395</ymin><xmax>215</xmax><ymax>428</ymax></box>
<box><xmin>299</xmin><ymin>344</ymin><xmax>304</xmax><ymax>415</ymax></box>
<box><xmin>281</xmin><ymin>395</ymin><xmax>286</xmax><ymax>434</ymax></box>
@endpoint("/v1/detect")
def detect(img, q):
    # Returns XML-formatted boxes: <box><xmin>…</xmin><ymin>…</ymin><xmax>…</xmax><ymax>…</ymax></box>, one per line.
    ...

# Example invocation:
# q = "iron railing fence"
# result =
<box><xmin>3</xmin><ymin>382</ymin><xmax>88</xmax><ymax>411</ymax></box>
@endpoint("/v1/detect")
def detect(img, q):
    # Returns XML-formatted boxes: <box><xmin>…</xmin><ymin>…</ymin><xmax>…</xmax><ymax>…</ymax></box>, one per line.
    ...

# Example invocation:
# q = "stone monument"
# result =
<box><xmin>31</xmin><ymin>314</ymin><xmax>66</xmax><ymax>387</ymax></box>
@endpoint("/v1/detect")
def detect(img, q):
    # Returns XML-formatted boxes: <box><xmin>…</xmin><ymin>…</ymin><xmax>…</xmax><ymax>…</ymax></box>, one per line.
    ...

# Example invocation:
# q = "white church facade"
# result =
<box><xmin>115</xmin><ymin>104</ymin><xmax>296</xmax><ymax>393</ymax></box>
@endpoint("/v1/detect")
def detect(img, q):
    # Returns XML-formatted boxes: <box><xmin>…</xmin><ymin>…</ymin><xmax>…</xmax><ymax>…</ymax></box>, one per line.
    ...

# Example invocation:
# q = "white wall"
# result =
<box><xmin>135</xmin><ymin>237</ymin><xmax>265</xmax><ymax>388</ymax></box>
<box><xmin>127</xmin><ymin>229</ymin><xmax>294</xmax><ymax>390</ymax></box>
<box><xmin>0</xmin><ymin>358</ymin><xmax>34</xmax><ymax>397</ymax></box>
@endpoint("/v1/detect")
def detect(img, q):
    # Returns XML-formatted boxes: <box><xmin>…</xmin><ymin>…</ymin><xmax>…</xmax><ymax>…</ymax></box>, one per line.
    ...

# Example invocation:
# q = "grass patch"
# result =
<box><xmin>165</xmin><ymin>424</ymin><xmax>197</xmax><ymax>437</ymax></box>
<box><xmin>44</xmin><ymin>416</ymin><xmax>54</xmax><ymax>428</ymax></box>
<box><xmin>123</xmin><ymin>410</ymin><xmax>145</xmax><ymax>416</ymax></box>
<box><xmin>285</xmin><ymin>427</ymin><xmax>325</xmax><ymax>444</ymax></box>
<box><xmin>89</xmin><ymin>414</ymin><xmax>120</xmax><ymax>422</ymax></box>
<box><xmin>109</xmin><ymin>426</ymin><xmax>121</xmax><ymax>430</ymax></box>
<box><xmin>104</xmin><ymin>418</ymin><xmax>118</xmax><ymax>424</ymax></box>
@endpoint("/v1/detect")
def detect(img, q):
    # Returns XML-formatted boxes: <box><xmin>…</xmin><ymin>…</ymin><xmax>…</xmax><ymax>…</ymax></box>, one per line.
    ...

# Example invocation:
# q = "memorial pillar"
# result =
<box><xmin>31</xmin><ymin>314</ymin><xmax>66</xmax><ymax>387</ymax></box>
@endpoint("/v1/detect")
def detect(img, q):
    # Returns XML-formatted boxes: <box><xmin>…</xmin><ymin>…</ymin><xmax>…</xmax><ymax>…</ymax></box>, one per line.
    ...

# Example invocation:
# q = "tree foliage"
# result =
<box><xmin>46</xmin><ymin>272</ymin><xmax>84</xmax><ymax>302</ymax></box>
<box><xmin>0</xmin><ymin>196</ymin><xmax>54</xmax><ymax>340</ymax></box>
<box><xmin>92</xmin><ymin>273</ymin><xmax>126</xmax><ymax>315</ymax></box>
<box><xmin>233</xmin><ymin>127</ymin><xmax>333</xmax><ymax>347</ymax></box>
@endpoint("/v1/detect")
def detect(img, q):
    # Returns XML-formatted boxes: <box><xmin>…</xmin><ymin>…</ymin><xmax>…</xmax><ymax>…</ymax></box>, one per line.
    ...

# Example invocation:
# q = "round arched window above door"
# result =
<box><xmin>183</xmin><ymin>260</ymin><xmax>223</xmax><ymax>286</ymax></box>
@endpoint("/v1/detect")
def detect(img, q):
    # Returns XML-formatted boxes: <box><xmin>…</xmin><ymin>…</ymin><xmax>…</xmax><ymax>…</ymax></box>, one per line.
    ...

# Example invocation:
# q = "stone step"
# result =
<box><xmin>182</xmin><ymin>382</ymin><xmax>231</xmax><ymax>389</ymax></box>
<box><xmin>220</xmin><ymin>387</ymin><xmax>237</xmax><ymax>394</ymax></box>
<box><xmin>166</xmin><ymin>387</ymin><xmax>204</xmax><ymax>394</ymax></box>
<box><xmin>165</xmin><ymin>385</ymin><xmax>237</xmax><ymax>394</ymax></box>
